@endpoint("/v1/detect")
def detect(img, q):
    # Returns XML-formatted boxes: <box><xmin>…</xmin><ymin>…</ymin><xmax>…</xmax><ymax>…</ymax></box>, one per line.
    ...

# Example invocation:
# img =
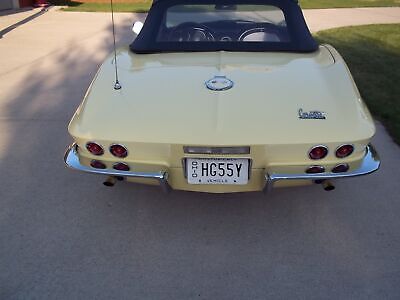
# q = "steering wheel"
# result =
<box><xmin>168</xmin><ymin>22</ymin><xmax>215</xmax><ymax>42</ymax></box>
<box><xmin>238</xmin><ymin>23</ymin><xmax>282</xmax><ymax>42</ymax></box>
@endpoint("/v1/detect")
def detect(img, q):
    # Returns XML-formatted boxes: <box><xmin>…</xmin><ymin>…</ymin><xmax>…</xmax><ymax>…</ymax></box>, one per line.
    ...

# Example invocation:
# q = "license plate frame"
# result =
<box><xmin>185</xmin><ymin>158</ymin><xmax>250</xmax><ymax>185</ymax></box>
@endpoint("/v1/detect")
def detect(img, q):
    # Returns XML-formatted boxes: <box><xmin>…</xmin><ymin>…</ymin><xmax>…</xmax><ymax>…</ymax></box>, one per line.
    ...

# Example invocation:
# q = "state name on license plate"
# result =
<box><xmin>186</xmin><ymin>158</ymin><xmax>249</xmax><ymax>185</ymax></box>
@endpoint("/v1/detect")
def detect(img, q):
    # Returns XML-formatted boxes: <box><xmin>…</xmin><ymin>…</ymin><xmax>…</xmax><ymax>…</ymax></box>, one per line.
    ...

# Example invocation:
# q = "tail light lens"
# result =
<box><xmin>86</xmin><ymin>142</ymin><xmax>104</xmax><ymax>156</ymax></box>
<box><xmin>332</xmin><ymin>164</ymin><xmax>349</xmax><ymax>173</ymax></box>
<box><xmin>90</xmin><ymin>160</ymin><xmax>106</xmax><ymax>169</ymax></box>
<box><xmin>306</xmin><ymin>166</ymin><xmax>325</xmax><ymax>174</ymax></box>
<box><xmin>110</xmin><ymin>144</ymin><xmax>128</xmax><ymax>158</ymax></box>
<box><xmin>113</xmin><ymin>162</ymin><xmax>130</xmax><ymax>171</ymax></box>
<box><xmin>309</xmin><ymin>146</ymin><xmax>328</xmax><ymax>160</ymax></box>
<box><xmin>336</xmin><ymin>144</ymin><xmax>354</xmax><ymax>158</ymax></box>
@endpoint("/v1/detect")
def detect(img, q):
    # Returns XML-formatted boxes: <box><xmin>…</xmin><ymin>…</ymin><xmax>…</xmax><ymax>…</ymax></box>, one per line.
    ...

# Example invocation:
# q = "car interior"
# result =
<box><xmin>156</xmin><ymin>4</ymin><xmax>291</xmax><ymax>43</ymax></box>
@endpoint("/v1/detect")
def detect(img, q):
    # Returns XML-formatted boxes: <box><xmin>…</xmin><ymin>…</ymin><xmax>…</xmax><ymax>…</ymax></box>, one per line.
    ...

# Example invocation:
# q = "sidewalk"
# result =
<box><xmin>0</xmin><ymin>7</ymin><xmax>45</xmax><ymax>32</ymax></box>
<box><xmin>303</xmin><ymin>7</ymin><xmax>400</xmax><ymax>32</ymax></box>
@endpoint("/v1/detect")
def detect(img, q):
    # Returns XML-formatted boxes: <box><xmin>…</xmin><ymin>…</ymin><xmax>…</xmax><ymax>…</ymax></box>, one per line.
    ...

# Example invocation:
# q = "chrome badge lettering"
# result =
<box><xmin>206</xmin><ymin>76</ymin><xmax>234</xmax><ymax>91</ymax></box>
<box><xmin>298</xmin><ymin>108</ymin><xmax>326</xmax><ymax>120</ymax></box>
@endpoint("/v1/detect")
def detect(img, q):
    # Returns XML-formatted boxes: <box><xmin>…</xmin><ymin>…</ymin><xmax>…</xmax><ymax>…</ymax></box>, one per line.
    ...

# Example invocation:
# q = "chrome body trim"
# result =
<box><xmin>64</xmin><ymin>144</ymin><xmax>170</xmax><ymax>193</ymax></box>
<box><xmin>183</xmin><ymin>146</ymin><xmax>250</xmax><ymax>155</ymax></box>
<box><xmin>264</xmin><ymin>144</ymin><xmax>380</xmax><ymax>193</ymax></box>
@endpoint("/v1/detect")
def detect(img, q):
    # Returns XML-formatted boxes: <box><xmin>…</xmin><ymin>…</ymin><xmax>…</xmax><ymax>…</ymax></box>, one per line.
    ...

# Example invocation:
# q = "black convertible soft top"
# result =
<box><xmin>130</xmin><ymin>0</ymin><xmax>318</xmax><ymax>53</ymax></box>
<box><xmin>151</xmin><ymin>0</ymin><xmax>298</xmax><ymax>2</ymax></box>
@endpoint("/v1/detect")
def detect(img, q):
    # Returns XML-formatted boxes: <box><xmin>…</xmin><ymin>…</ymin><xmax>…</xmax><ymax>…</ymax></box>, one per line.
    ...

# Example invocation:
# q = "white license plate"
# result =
<box><xmin>186</xmin><ymin>158</ymin><xmax>249</xmax><ymax>185</ymax></box>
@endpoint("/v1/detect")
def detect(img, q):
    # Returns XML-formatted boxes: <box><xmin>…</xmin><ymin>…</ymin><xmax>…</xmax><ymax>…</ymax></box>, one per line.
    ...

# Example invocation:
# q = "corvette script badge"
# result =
<box><xmin>206</xmin><ymin>76</ymin><xmax>234</xmax><ymax>91</ymax></box>
<box><xmin>298</xmin><ymin>108</ymin><xmax>326</xmax><ymax>120</ymax></box>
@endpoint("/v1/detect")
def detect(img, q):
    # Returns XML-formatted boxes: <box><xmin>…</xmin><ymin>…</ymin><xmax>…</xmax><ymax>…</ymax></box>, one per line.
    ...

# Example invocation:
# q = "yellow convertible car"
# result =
<box><xmin>64</xmin><ymin>0</ymin><xmax>380</xmax><ymax>193</ymax></box>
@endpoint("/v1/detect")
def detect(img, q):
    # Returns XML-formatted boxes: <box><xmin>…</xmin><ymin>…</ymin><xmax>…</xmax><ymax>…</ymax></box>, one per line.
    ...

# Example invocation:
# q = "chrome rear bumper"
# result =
<box><xmin>263</xmin><ymin>144</ymin><xmax>380</xmax><ymax>192</ymax></box>
<box><xmin>64</xmin><ymin>143</ymin><xmax>380</xmax><ymax>194</ymax></box>
<box><xmin>64</xmin><ymin>144</ymin><xmax>170</xmax><ymax>193</ymax></box>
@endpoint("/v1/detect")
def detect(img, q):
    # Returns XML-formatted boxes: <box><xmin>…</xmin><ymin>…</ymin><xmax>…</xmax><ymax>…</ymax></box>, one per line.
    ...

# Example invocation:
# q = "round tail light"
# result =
<box><xmin>306</xmin><ymin>166</ymin><xmax>325</xmax><ymax>174</ymax></box>
<box><xmin>113</xmin><ymin>162</ymin><xmax>130</xmax><ymax>171</ymax></box>
<box><xmin>336</xmin><ymin>144</ymin><xmax>354</xmax><ymax>158</ymax></box>
<box><xmin>90</xmin><ymin>160</ymin><xmax>106</xmax><ymax>169</ymax></box>
<box><xmin>86</xmin><ymin>142</ymin><xmax>104</xmax><ymax>156</ymax></box>
<box><xmin>110</xmin><ymin>144</ymin><xmax>128</xmax><ymax>158</ymax></box>
<box><xmin>332</xmin><ymin>164</ymin><xmax>349</xmax><ymax>173</ymax></box>
<box><xmin>309</xmin><ymin>145</ymin><xmax>328</xmax><ymax>160</ymax></box>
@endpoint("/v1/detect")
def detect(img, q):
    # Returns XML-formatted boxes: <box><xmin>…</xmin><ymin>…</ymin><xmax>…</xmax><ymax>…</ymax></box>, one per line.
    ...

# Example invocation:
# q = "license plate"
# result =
<box><xmin>186</xmin><ymin>158</ymin><xmax>249</xmax><ymax>185</ymax></box>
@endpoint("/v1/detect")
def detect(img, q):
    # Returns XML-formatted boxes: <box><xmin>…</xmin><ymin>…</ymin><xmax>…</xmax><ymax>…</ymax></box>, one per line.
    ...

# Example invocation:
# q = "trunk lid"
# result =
<box><xmin>69</xmin><ymin>47</ymin><xmax>375</xmax><ymax>145</ymax></box>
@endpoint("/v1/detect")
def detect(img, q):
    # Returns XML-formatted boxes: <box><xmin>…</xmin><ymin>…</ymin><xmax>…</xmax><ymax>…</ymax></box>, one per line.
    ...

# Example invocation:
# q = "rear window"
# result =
<box><xmin>131</xmin><ymin>0</ymin><xmax>318</xmax><ymax>53</ymax></box>
<box><xmin>157</xmin><ymin>4</ymin><xmax>290</xmax><ymax>43</ymax></box>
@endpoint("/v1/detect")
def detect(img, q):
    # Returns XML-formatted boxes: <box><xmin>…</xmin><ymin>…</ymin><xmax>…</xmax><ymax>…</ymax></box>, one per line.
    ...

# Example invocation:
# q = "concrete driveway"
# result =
<box><xmin>0</xmin><ymin>7</ymin><xmax>400</xmax><ymax>300</ymax></box>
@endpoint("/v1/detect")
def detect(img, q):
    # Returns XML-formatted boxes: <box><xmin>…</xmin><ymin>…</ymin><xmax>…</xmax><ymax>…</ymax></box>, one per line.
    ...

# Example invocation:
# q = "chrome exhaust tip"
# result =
<box><xmin>314</xmin><ymin>179</ymin><xmax>335</xmax><ymax>191</ymax></box>
<box><xmin>103</xmin><ymin>176</ymin><xmax>117</xmax><ymax>187</ymax></box>
<box><xmin>322</xmin><ymin>180</ymin><xmax>335</xmax><ymax>191</ymax></box>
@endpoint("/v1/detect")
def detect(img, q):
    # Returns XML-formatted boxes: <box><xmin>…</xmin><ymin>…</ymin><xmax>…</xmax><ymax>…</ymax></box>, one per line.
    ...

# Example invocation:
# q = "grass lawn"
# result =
<box><xmin>54</xmin><ymin>0</ymin><xmax>400</xmax><ymax>12</ymax></box>
<box><xmin>301</xmin><ymin>0</ymin><xmax>400</xmax><ymax>9</ymax></box>
<box><xmin>316</xmin><ymin>24</ymin><xmax>400</xmax><ymax>144</ymax></box>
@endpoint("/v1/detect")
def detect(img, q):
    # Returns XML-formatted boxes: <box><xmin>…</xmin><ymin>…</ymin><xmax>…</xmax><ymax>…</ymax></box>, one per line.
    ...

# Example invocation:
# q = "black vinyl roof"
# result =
<box><xmin>130</xmin><ymin>0</ymin><xmax>317</xmax><ymax>54</ymax></box>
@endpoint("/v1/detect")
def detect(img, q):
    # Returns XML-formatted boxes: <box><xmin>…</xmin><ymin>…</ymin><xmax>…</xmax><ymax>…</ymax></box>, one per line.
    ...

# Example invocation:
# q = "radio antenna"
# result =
<box><xmin>110</xmin><ymin>0</ymin><xmax>121</xmax><ymax>90</ymax></box>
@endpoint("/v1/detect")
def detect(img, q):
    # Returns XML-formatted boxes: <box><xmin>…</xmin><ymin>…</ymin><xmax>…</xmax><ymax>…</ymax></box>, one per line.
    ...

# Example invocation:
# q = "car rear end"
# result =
<box><xmin>65</xmin><ymin>46</ymin><xmax>380</xmax><ymax>193</ymax></box>
<box><xmin>65</xmin><ymin>138</ymin><xmax>379</xmax><ymax>193</ymax></box>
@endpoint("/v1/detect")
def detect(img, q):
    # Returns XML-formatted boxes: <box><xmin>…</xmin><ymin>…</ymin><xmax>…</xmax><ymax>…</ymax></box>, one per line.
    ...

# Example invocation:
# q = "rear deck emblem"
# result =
<box><xmin>298</xmin><ymin>108</ymin><xmax>326</xmax><ymax>120</ymax></box>
<box><xmin>206</xmin><ymin>76</ymin><xmax>234</xmax><ymax>91</ymax></box>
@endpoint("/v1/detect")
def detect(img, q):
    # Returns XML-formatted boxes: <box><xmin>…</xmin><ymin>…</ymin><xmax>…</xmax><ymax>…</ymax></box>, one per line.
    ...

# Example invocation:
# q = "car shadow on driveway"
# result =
<box><xmin>0</xmin><ymin>15</ymin><xmax>400</xmax><ymax>300</ymax></box>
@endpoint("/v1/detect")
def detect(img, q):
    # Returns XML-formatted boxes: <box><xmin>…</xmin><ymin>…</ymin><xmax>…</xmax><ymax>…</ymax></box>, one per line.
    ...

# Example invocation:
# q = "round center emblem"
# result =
<box><xmin>205</xmin><ymin>76</ymin><xmax>234</xmax><ymax>91</ymax></box>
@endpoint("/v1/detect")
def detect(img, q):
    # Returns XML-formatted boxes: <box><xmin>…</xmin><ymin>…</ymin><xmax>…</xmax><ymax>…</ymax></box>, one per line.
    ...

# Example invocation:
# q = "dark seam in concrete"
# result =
<box><xmin>0</xmin><ymin>7</ymin><xmax>49</xmax><ymax>39</ymax></box>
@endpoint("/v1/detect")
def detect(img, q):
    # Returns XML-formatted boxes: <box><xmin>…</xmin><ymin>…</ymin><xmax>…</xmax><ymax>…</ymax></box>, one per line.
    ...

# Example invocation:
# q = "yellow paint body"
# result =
<box><xmin>68</xmin><ymin>45</ymin><xmax>375</xmax><ymax>192</ymax></box>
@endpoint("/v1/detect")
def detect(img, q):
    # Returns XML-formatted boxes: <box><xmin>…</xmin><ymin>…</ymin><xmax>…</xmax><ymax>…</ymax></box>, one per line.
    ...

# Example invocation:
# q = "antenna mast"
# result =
<box><xmin>110</xmin><ymin>0</ymin><xmax>121</xmax><ymax>90</ymax></box>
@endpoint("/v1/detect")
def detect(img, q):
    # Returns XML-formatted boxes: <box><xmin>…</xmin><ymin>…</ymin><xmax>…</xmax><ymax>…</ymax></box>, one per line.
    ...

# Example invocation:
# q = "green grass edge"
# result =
<box><xmin>316</xmin><ymin>24</ymin><xmax>400</xmax><ymax>144</ymax></box>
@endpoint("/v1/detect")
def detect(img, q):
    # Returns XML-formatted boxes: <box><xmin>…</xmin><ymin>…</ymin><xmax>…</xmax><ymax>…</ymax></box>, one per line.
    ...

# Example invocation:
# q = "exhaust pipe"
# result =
<box><xmin>103</xmin><ymin>176</ymin><xmax>117</xmax><ymax>187</ymax></box>
<box><xmin>322</xmin><ymin>180</ymin><xmax>335</xmax><ymax>191</ymax></box>
<box><xmin>314</xmin><ymin>179</ymin><xmax>336</xmax><ymax>191</ymax></box>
